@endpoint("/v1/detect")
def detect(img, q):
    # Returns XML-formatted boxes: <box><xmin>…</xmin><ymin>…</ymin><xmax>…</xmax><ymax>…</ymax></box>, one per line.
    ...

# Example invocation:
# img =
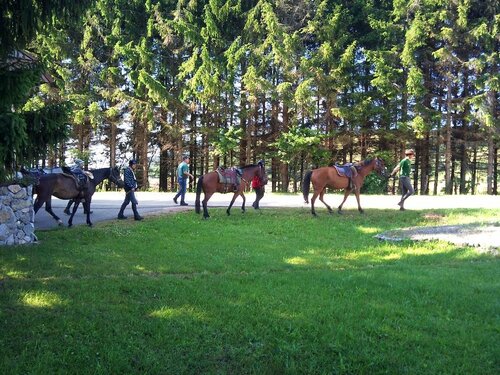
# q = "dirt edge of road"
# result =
<box><xmin>376</xmin><ymin>221</ymin><xmax>499</xmax><ymax>256</ymax></box>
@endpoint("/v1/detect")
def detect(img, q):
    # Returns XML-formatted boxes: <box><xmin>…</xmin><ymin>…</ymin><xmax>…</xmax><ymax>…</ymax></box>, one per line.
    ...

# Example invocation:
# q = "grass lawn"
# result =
<box><xmin>1</xmin><ymin>207</ymin><xmax>499</xmax><ymax>374</ymax></box>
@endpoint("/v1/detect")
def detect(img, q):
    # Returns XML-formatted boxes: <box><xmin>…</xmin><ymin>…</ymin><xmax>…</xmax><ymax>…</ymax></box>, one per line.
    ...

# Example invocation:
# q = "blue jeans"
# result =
<box><xmin>174</xmin><ymin>176</ymin><xmax>187</xmax><ymax>203</ymax></box>
<box><xmin>118</xmin><ymin>189</ymin><xmax>140</xmax><ymax>218</ymax></box>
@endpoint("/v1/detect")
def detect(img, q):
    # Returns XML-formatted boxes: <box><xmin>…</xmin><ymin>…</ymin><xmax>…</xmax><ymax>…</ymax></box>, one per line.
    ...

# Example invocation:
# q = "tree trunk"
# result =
<box><xmin>493</xmin><ymin>146</ymin><xmax>498</xmax><ymax>195</ymax></box>
<box><xmin>280</xmin><ymin>102</ymin><xmax>290</xmax><ymax>192</ymax></box>
<box><xmin>486</xmin><ymin>90</ymin><xmax>497</xmax><ymax>194</ymax></box>
<box><xmin>159</xmin><ymin>147</ymin><xmax>170</xmax><ymax>192</ymax></box>
<box><xmin>444</xmin><ymin>77</ymin><xmax>453</xmax><ymax>194</ymax></box>
<box><xmin>471</xmin><ymin>146</ymin><xmax>477</xmax><ymax>195</ymax></box>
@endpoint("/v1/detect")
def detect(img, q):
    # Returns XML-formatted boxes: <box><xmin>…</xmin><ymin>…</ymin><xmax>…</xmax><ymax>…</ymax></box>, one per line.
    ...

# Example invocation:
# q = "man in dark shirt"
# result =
<box><xmin>117</xmin><ymin>159</ymin><xmax>143</xmax><ymax>221</ymax></box>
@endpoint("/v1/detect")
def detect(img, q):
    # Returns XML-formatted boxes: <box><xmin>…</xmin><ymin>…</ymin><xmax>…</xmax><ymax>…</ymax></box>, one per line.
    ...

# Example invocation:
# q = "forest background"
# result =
<box><xmin>1</xmin><ymin>0</ymin><xmax>498</xmax><ymax>195</ymax></box>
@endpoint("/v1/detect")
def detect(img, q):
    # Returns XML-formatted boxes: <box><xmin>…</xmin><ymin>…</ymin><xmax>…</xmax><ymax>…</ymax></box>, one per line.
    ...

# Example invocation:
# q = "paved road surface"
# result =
<box><xmin>34</xmin><ymin>191</ymin><xmax>499</xmax><ymax>230</ymax></box>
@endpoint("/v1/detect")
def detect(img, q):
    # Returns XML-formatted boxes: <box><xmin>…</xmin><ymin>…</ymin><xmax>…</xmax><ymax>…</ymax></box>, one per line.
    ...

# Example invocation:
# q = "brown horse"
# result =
<box><xmin>302</xmin><ymin>157</ymin><xmax>387</xmax><ymax>216</ymax></box>
<box><xmin>195</xmin><ymin>161</ymin><xmax>267</xmax><ymax>219</ymax></box>
<box><xmin>32</xmin><ymin>167</ymin><xmax>123</xmax><ymax>227</ymax></box>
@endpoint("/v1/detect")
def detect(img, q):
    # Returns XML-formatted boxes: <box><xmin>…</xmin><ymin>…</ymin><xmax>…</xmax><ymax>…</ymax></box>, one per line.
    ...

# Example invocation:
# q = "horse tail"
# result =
<box><xmin>302</xmin><ymin>170</ymin><xmax>312</xmax><ymax>204</ymax></box>
<box><xmin>195</xmin><ymin>175</ymin><xmax>203</xmax><ymax>214</ymax></box>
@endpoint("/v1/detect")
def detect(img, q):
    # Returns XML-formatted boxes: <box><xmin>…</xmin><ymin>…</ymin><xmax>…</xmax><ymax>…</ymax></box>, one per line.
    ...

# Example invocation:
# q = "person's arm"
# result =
<box><xmin>183</xmin><ymin>168</ymin><xmax>194</xmax><ymax>179</ymax></box>
<box><xmin>390</xmin><ymin>162</ymin><xmax>400</xmax><ymax>177</ymax></box>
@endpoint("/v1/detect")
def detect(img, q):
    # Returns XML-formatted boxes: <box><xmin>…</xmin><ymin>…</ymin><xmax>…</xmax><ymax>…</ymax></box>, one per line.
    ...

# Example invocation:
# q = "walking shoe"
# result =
<box><xmin>180</xmin><ymin>202</ymin><xmax>189</xmax><ymax>206</ymax></box>
<box><xmin>173</xmin><ymin>197</ymin><xmax>178</xmax><ymax>204</ymax></box>
<box><xmin>117</xmin><ymin>215</ymin><xmax>127</xmax><ymax>220</ymax></box>
<box><xmin>399</xmin><ymin>207</ymin><xmax>406</xmax><ymax>211</ymax></box>
<box><xmin>134</xmin><ymin>216</ymin><xmax>144</xmax><ymax>221</ymax></box>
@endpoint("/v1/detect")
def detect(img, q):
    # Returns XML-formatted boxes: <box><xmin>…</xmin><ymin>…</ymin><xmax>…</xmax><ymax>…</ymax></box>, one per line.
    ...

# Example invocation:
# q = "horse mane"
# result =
<box><xmin>241</xmin><ymin>164</ymin><xmax>259</xmax><ymax>170</ymax></box>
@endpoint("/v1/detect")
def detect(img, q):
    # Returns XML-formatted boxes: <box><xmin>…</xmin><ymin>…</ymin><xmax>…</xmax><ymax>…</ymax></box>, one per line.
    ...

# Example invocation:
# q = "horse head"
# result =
<box><xmin>110</xmin><ymin>167</ymin><xmax>125</xmax><ymax>188</ymax></box>
<box><xmin>374</xmin><ymin>157</ymin><xmax>387</xmax><ymax>177</ymax></box>
<box><xmin>257</xmin><ymin>160</ymin><xmax>268</xmax><ymax>185</ymax></box>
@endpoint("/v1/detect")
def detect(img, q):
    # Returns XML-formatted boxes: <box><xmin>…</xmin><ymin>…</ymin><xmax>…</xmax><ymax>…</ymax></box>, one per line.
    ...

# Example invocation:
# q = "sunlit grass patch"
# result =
<box><xmin>284</xmin><ymin>256</ymin><xmax>309</xmax><ymax>265</ymax></box>
<box><xmin>21</xmin><ymin>290</ymin><xmax>66</xmax><ymax>308</ymax></box>
<box><xmin>150</xmin><ymin>306</ymin><xmax>208</xmax><ymax>320</ymax></box>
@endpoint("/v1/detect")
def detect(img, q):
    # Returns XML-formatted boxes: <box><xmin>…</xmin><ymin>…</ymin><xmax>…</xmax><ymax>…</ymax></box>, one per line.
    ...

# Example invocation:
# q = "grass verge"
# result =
<box><xmin>1</xmin><ymin>207</ymin><xmax>499</xmax><ymax>374</ymax></box>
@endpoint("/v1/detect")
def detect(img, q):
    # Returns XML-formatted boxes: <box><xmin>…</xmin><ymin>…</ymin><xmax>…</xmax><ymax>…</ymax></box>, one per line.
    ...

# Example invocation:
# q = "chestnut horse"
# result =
<box><xmin>33</xmin><ymin>167</ymin><xmax>123</xmax><ymax>227</ymax></box>
<box><xmin>302</xmin><ymin>157</ymin><xmax>387</xmax><ymax>216</ymax></box>
<box><xmin>195</xmin><ymin>161</ymin><xmax>267</xmax><ymax>219</ymax></box>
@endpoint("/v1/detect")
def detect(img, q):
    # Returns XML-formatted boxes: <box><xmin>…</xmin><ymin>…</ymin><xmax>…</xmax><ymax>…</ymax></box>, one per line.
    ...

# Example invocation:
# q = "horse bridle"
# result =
<box><xmin>375</xmin><ymin>158</ymin><xmax>387</xmax><ymax>176</ymax></box>
<box><xmin>109</xmin><ymin>167</ymin><xmax>121</xmax><ymax>185</ymax></box>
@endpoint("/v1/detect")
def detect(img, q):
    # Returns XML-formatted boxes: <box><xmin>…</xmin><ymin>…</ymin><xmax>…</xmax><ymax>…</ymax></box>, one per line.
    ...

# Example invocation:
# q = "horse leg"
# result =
<box><xmin>64</xmin><ymin>199</ymin><xmax>73</xmax><ymax>215</ymax></box>
<box><xmin>354</xmin><ymin>188</ymin><xmax>364</xmax><ymax>214</ymax></box>
<box><xmin>240</xmin><ymin>192</ymin><xmax>246</xmax><ymax>213</ymax></box>
<box><xmin>202</xmin><ymin>191</ymin><xmax>214</xmax><ymax>219</ymax></box>
<box><xmin>84</xmin><ymin>198</ymin><xmax>93</xmax><ymax>226</ymax></box>
<box><xmin>319</xmin><ymin>189</ymin><xmax>333</xmax><ymax>214</ymax></box>
<box><xmin>227</xmin><ymin>192</ymin><xmax>239</xmax><ymax>216</ymax></box>
<box><xmin>68</xmin><ymin>200</ymin><xmax>80</xmax><ymax>227</ymax></box>
<box><xmin>33</xmin><ymin>197</ymin><xmax>43</xmax><ymax>214</ymax></box>
<box><xmin>337</xmin><ymin>189</ymin><xmax>351</xmax><ymax>214</ymax></box>
<box><xmin>310</xmin><ymin>189</ymin><xmax>321</xmax><ymax>216</ymax></box>
<box><xmin>44</xmin><ymin>198</ymin><xmax>63</xmax><ymax>226</ymax></box>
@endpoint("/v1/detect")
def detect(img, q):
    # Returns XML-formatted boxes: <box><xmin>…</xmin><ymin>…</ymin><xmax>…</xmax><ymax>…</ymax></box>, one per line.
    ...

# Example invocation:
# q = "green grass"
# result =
<box><xmin>1</xmin><ymin>208</ymin><xmax>499</xmax><ymax>374</ymax></box>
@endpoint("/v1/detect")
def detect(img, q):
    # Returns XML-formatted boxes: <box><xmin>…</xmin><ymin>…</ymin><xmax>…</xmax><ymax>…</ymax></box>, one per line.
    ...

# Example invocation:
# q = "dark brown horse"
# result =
<box><xmin>33</xmin><ymin>167</ymin><xmax>123</xmax><ymax>227</ymax></box>
<box><xmin>302</xmin><ymin>157</ymin><xmax>387</xmax><ymax>216</ymax></box>
<box><xmin>195</xmin><ymin>161</ymin><xmax>267</xmax><ymax>219</ymax></box>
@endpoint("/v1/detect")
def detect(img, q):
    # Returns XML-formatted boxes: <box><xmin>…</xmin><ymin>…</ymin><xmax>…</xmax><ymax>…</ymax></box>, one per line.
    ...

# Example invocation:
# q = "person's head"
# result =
<box><xmin>405</xmin><ymin>149</ymin><xmax>415</xmax><ymax>158</ymax></box>
<box><xmin>182</xmin><ymin>155</ymin><xmax>190</xmax><ymax>164</ymax></box>
<box><xmin>129</xmin><ymin>159</ymin><xmax>137</xmax><ymax>168</ymax></box>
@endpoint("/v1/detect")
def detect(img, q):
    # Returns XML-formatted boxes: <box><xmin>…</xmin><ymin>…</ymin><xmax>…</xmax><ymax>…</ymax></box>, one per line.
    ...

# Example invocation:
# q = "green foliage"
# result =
<box><xmin>273</xmin><ymin>125</ymin><xmax>324</xmax><ymax>164</ymax></box>
<box><xmin>361</xmin><ymin>173</ymin><xmax>389</xmax><ymax>194</ymax></box>
<box><xmin>212</xmin><ymin>125</ymin><xmax>243</xmax><ymax>158</ymax></box>
<box><xmin>0</xmin><ymin>113</ymin><xmax>27</xmax><ymax>180</ymax></box>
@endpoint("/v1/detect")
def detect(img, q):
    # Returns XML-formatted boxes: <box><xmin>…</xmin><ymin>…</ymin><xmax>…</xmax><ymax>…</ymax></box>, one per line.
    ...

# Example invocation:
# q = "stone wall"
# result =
<box><xmin>0</xmin><ymin>184</ymin><xmax>36</xmax><ymax>246</ymax></box>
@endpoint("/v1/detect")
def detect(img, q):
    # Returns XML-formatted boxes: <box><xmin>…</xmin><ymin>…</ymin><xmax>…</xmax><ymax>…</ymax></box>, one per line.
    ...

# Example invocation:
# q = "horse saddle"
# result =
<box><xmin>332</xmin><ymin>164</ymin><xmax>358</xmax><ymax>189</ymax></box>
<box><xmin>332</xmin><ymin>164</ymin><xmax>358</xmax><ymax>178</ymax></box>
<box><xmin>216</xmin><ymin>167</ymin><xmax>242</xmax><ymax>192</ymax></box>
<box><xmin>61</xmin><ymin>166</ymin><xmax>93</xmax><ymax>190</ymax></box>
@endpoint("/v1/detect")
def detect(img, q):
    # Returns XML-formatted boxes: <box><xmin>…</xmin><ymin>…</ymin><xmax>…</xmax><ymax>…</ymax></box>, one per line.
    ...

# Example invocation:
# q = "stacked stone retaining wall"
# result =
<box><xmin>0</xmin><ymin>184</ymin><xmax>36</xmax><ymax>246</ymax></box>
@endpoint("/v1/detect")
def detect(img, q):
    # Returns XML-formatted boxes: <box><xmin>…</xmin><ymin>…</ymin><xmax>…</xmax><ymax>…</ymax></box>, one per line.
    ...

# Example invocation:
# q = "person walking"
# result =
<box><xmin>117</xmin><ymin>159</ymin><xmax>143</xmax><ymax>220</ymax></box>
<box><xmin>251</xmin><ymin>175</ymin><xmax>265</xmax><ymax>209</ymax></box>
<box><xmin>173</xmin><ymin>155</ymin><xmax>193</xmax><ymax>206</ymax></box>
<box><xmin>390</xmin><ymin>149</ymin><xmax>415</xmax><ymax>211</ymax></box>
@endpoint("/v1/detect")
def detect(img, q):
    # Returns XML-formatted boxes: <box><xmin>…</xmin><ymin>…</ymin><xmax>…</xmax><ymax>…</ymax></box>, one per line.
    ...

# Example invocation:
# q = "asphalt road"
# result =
<box><xmin>34</xmin><ymin>191</ymin><xmax>500</xmax><ymax>230</ymax></box>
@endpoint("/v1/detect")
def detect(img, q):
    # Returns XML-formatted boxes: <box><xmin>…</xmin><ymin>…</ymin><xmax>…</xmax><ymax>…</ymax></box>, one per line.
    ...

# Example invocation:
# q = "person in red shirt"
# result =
<box><xmin>251</xmin><ymin>175</ymin><xmax>265</xmax><ymax>209</ymax></box>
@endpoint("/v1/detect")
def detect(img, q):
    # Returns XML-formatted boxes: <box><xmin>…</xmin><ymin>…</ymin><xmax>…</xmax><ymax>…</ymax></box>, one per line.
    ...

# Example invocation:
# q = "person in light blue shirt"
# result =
<box><xmin>173</xmin><ymin>155</ymin><xmax>193</xmax><ymax>206</ymax></box>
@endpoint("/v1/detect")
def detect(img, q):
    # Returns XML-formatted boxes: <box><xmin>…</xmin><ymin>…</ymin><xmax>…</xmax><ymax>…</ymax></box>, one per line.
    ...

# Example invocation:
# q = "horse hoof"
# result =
<box><xmin>58</xmin><ymin>221</ymin><xmax>64</xmax><ymax>226</ymax></box>
<box><xmin>359</xmin><ymin>210</ymin><xmax>364</xmax><ymax>214</ymax></box>
<box><xmin>64</xmin><ymin>210</ymin><xmax>70</xmax><ymax>215</ymax></box>
<box><xmin>337</xmin><ymin>210</ymin><xmax>343</xmax><ymax>215</ymax></box>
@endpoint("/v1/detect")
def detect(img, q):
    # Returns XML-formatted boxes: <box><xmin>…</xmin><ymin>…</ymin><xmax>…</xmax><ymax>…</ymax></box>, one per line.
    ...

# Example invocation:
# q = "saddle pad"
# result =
<box><xmin>216</xmin><ymin>167</ymin><xmax>241</xmax><ymax>186</ymax></box>
<box><xmin>333</xmin><ymin>164</ymin><xmax>357</xmax><ymax>178</ymax></box>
